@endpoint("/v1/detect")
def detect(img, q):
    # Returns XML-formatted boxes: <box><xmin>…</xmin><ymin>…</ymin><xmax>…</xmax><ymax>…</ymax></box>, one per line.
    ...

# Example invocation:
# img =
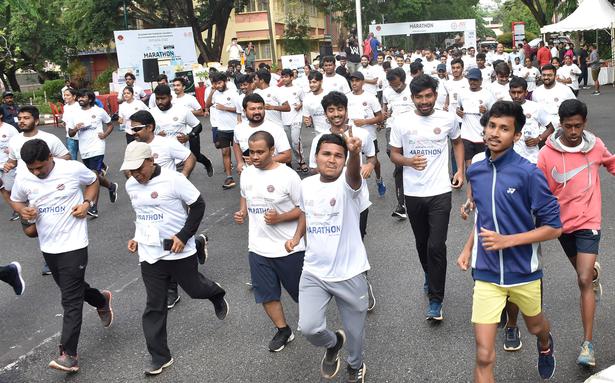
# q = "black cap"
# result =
<box><xmin>2</xmin><ymin>90</ymin><xmax>13</xmax><ymax>98</ymax></box>
<box><xmin>349</xmin><ymin>71</ymin><xmax>364</xmax><ymax>80</ymax></box>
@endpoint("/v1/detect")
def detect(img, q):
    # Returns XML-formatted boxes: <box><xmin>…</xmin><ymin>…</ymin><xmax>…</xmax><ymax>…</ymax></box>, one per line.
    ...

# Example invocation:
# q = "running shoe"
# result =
<box><xmin>537</xmin><ymin>333</ymin><xmax>556</xmax><ymax>379</ymax></box>
<box><xmin>577</xmin><ymin>340</ymin><xmax>596</xmax><ymax>367</ymax></box>
<box><xmin>376</xmin><ymin>178</ymin><xmax>386</xmax><ymax>197</ymax></box>
<box><xmin>321</xmin><ymin>330</ymin><xmax>346</xmax><ymax>379</ymax></box>
<box><xmin>108</xmin><ymin>182</ymin><xmax>118</xmax><ymax>203</ymax></box>
<box><xmin>204</xmin><ymin>158</ymin><xmax>214</xmax><ymax>177</ymax></box>
<box><xmin>426</xmin><ymin>300</ymin><xmax>443</xmax><ymax>321</ymax></box>
<box><xmin>6</xmin><ymin>262</ymin><xmax>25</xmax><ymax>295</ymax></box>
<box><xmin>195</xmin><ymin>234</ymin><xmax>208</xmax><ymax>265</ymax></box>
<box><xmin>97</xmin><ymin>290</ymin><xmax>113</xmax><ymax>328</ymax></box>
<box><xmin>222</xmin><ymin>177</ymin><xmax>236</xmax><ymax>189</ymax></box>
<box><xmin>592</xmin><ymin>261</ymin><xmax>602</xmax><ymax>303</ymax></box>
<box><xmin>347</xmin><ymin>362</ymin><xmax>366</xmax><ymax>383</ymax></box>
<box><xmin>9</xmin><ymin>211</ymin><xmax>20</xmax><ymax>221</ymax></box>
<box><xmin>144</xmin><ymin>357</ymin><xmax>174</xmax><ymax>376</ymax></box>
<box><xmin>391</xmin><ymin>205</ymin><xmax>407</xmax><ymax>219</ymax></box>
<box><xmin>592</xmin><ymin>91</ymin><xmax>601</xmax><ymax>96</ymax></box>
<box><xmin>87</xmin><ymin>205</ymin><xmax>99</xmax><ymax>218</ymax></box>
<box><xmin>41</xmin><ymin>262</ymin><xmax>52</xmax><ymax>276</ymax></box>
<box><xmin>167</xmin><ymin>289</ymin><xmax>180</xmax><ymax>309</ymax></box>
<box><xmin>503</xmin><ymin>326</ymin><xmax>522</xmax><ymax>351</ymax></box>
<box><xmin>212</xmin><ymin>283</ymin><xmax>229</xmax><ymax>320</ymax></box>
<box><xmin>367</xmin><ymin>279</ymin><xmax>376</xmax><ymax>312</ymax></box>
<box><xmin>48</xmin><ymin>347</ymin><xmax>79</xmax><ymax>373</ymax></box>
<box><xmin>268</xmin><ymin>327</ymin><xmax>294</xmax><ymax>352</ymax></box>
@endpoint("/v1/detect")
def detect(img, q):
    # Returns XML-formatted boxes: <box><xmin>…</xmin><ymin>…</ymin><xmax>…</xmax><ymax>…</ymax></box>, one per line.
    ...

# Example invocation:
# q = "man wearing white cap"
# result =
<box><xmin>121</xmin><ymin>141</ymin><xmax>229</xmax><ymax>376</ymax></box>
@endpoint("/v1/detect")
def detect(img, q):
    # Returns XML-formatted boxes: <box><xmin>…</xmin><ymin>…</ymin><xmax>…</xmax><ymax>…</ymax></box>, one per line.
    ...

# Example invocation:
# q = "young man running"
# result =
<box><xmin>357</xmin><ymin>55</ymin><xmax>379</xmax><ymax>96</ymax></box>
<box><xmin>286</xmin><ymin>131</ymin><xmax>369</xmax><ymax>383</ymax></box>
<box><xmin>234</xmin><ymin>131</ymin><xmax>304</xmax><ymax>352</ymax></box>
<box><xmin>389</xmin><ymin>74</ymin><xmax>464</xmax><ymax>320</ymax></box>
<box><xmin>12</xmin><ymin>139</ymin><xmax>113</xmax><ymax>373</ymax></box>
<box><xmin>122</xmin><ymin>141</ymin><xmax>228</xmax><ymax>376</ymax></box>
<box><xmin>531</xmin><ymin>64</ymin><xmax>575</xmax><ymax>130</ymax></box>
<box><xmin>321</xmin><ymin>55</ymin><xmax>351</xmax><ymax>94</ymax></box>
<box><xmin>537</xmin><ymin>99</ymin><xmax>614</xmax><ymax>367</ymax></box>
<box><xmin>0</xmin><ymin>107</ymin><xmax>19</xmax><ymax>219</ymax></box>
<box><xmin>302</xmin><ymin>71</ymin><xmax>330</xmax><ymax>134</ymax></box>
<box><xmin>253</xmin><ymin>69</ymin><xmax>290</xmax><ymax>127</ymax></box>
<box><xmin>476</xmin><ymin>53</ymin><xmax>494</xmax><ymax>84</ymax></box>
<box><xmin>457</xmin><ymin>100</ymin><xmax>562</xmax><ymax>382</ymax></box>
<box><xmin>347</xmin><ymin>71</ymin><xmax>385</xmax><ymax>196</ymax></box>
<box><xmin>487</xmin><ymin>62</ymin><xmax>512</xmax><ymax>102</ymax></box>
<box><xmin>279</xmin><ymin>69</ymin><xmax>307</xmax><ymax>171</ymax></box>
<box><xmin>67</xmin><ymin>89</ymin><xmax>118</xmax><ymax>218</ymax></box>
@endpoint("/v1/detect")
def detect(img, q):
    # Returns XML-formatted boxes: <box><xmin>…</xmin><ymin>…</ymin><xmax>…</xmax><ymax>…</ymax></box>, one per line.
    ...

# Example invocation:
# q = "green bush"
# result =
<box><xmin>92</xmin><ymin>67</ymin><xmax>116</xmax><ymax>94</ymax></box>
<box><xmin>42</xmin><ymin>79</ymin><xmax>65</xmax><ymax>103</ymax></box>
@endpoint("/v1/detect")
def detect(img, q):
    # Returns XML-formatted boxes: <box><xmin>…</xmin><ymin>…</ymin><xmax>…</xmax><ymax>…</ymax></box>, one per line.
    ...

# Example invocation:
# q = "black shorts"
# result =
<box><xmin>82</xmin><ymin>155</ymin><xmax>104</xmax><ymax>172</ymax></box>
<box><xmin>558</xmin><ymin>229</ymin><xmax>601</xmax><ymax>257</ymax></box>
<box><xmin>462</xmin><ymin>139</ymin><xmax>485</xmax><ymax>161</ymax></box>
<box><xmin>212</xmin><ymin>127</ymin><xmax>234</xmax><ymax>149</ymax></box>
<box><xmin>373</xmin><ymin>138</ymin><xmax>380</xmax><ymax>154</ymax></box>
<box><xmin>248</xmin><ymin>251</ymin><xmax>304</xmax><ymax>303</ymax></box>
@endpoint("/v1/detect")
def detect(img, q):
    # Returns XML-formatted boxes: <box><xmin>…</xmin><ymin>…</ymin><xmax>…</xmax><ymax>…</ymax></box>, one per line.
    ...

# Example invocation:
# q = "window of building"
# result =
<box><xmin>240</xmin><ymin>0</ymin><xmax>269</xmax><ymax>13</ymax></box>
<box><xmin>254</xmin><ymin>41</ymin><xmax>272</xmax><ymax>60</ymax></box>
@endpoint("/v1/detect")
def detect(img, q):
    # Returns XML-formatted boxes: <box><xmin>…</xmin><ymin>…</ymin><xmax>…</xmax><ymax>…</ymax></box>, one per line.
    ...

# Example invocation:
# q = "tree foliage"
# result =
<box><xmin>282</xmin><ymin>13</ymin><xmax>312</xmax><ymax>55</ymax></box>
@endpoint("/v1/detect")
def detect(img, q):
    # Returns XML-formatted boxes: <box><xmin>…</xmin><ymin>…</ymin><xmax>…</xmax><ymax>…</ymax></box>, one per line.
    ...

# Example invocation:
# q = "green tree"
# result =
<box><xmin>497</xmin><ymin>0</ymin><xmax>542</xmax><ymax>36</ymax></box>
<box><xmin>282</xmin><ymin>13</ymin><xmax>311</xmax><ymax>54</ymax></box>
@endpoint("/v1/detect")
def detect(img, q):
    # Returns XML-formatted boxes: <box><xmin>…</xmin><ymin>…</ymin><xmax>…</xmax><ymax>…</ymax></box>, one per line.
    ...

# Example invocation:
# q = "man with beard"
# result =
<box><xmin>232</xmin><ymin>93</ymin><xmax>291</xmax><ymax>176</ymax></box>
<box><xmin>531</xmin><ymin>64</ymin><xmax>575</xmax><ymax>130</ymax></box>
<box><xmin>302</xmin><ymin>71</ymin><xmax>330</xmax><ymax>134</ymax></box>
<box><xmin>253</xmin><ymin>69</ymin><xmax>290</xmax><ymax>127</ymax></box>
<box><xmin>235</xmin><ymin>73</ymin><xmax>255</xmax><ymax>123</ymax></box>
<box><xmin>389</xmin><ymin>74</ymin><xmax>464</xmax><ymax>321</ymax></box>
<box><xmin>357</xmin><ymin>55</ymin><xmax>379</xmax><ymax>96</ymax></box>
<box><xmin>1</xmin><ymin>91</ymin><xmax>20</xmax><ymax>129</ymax></box>
<box><xmin>321</xmin><ymin>56</ymin><xmax>351</xmax><ymax>94</ymax></box>
<box><xmin>205</xmin><ymin>72</ymin><xmax>240</xmax><ymax>188</ymax></box>
<box><xmin>421</xmin><ymin>49</ymin><xmax>439</xmax><ymax>78</ymax></box>
<box><xmin>11</xmin><ymin>139</ymin><xmax>113</xmax><ymax>373</ymax></box>
<box><xmin>67</xmin><ymin>89</ymin><xmax>118</xmax><ymax>218</ymax></box>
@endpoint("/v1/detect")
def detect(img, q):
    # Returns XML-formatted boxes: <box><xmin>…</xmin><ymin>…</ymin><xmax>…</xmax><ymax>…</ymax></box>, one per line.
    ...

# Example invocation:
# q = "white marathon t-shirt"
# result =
<box><xmin>254</xmin><ymin>87</ymin><xmax>287</xmax><ymax>127</ymax></box>
<box><xmin>233</xmin><ymin>120</ymin><xmax>291</xmax><ymax>155</ymax></box>
<box><xmin>279</xmin><ymin>84</ymin><xmax>304</xmax><ymax>126</ymax></box>
<box><xmin>383</xmin><ymin>85</ymin><xmax>415</xmax><ymax>127</ymax></box>
<box><xmin>389</xmin><ymin>109</ymin><xmax>460</xmax><ymax>197</ymax></box>
<box><xmin>150</xmin><ymin>105</ymin><xmax>200</xmax><ymax>147</ymax></box>
<box><xmin>9</xmin><ymin>131</ymin><xmax>69</xmax><ymax>172</ymax></box>
<box><xmin>347</xmin><ymin>91</ymin><xmax>381</xmax><ymax>141</ymax></box>
<box><xmin>531</xmin><ymin>83</ymin><xmax>575</xmax><ymax>129</ymax></box>
<box><xmin>444</xmin><ymin>78</ymin><xmax>469</xmax><ymax>121</ymax></box>
<box><xmin>210</xmin><ymin>88</ymin><xmax>239</xmax><ymax>131</ymax></box>
<box><xmin>117</xmin><ymin>84</ymin><xmax>146</xmax><ymax>102</ymax></box>
<box><xmin>322</xmin><ymin>73</ymin><xmax>351</xmax><ymax>94</ymax></box>
<box><xmin>0</xmin><ymin>123</ymin><xmax>19</xmax><ymax>167</ymax></box>
<box><xmin>148</xmin><ymin>135</ymin><xmax>192</xmax><ymax>170</ymax></box>
<box><xmin>488</xmin><ymin>81</ymin><xmax>512</xmax><ymax>102</ymax></box>
<box><xmin>125</xmin><ymin>168</ymin><xmax>199</xmax><ymax>264</ymax></box>
<box><xmin>62</xmin><ymin>102</ymin><xmax>81</xmax><ymax>139</ymax></box>
<box><xmin>11</xmin><ymin>159</ymin><xmax>96</xmax><ymax>254</ymax></box>
<box><xmin>172</xmin><ymin>93</ymin><xmax>202</xmax><ymax>112</ymax></box>
<box><xmin>240</xmin><ymin>164</ymin><xmax>305</xmax><ymax>258</ymax></box>
<box><xmin>458</xmin><ymin>88</ymin><xmax>495</xmax><ymax>143</ymax></box>
<box><xmin>358</xmin><ymin>65</ymin><xmax>379</xmax><ymax>95</ymax></box>
<box><xmin>480</xmin><ymin>66</ymin><xmax>495</xmax><ymax>83</ymax></box>
<box><xmin>67</xmin><ymin>106</ymin><xmax>111</xmax><ymax>159</ymax></box>
<box><xmin>299</xmin><ymin>174</ymin><xmax>370</xmax><ymax>282</ymax></box>
<box><xmin>519</xmin><ymin>66</ymin><xmax>541</xmax><ymax>92</ymax></box>
<box><xmin>513</xmin><ymin>100</ymin><xmax>551</xmax><ymax>164</ymax></box>
<box><xmin>302</xmin><ymin>91</ymin><xmax>329</xmax><ymax>134</ymax></box>
<box><xmin>556</xmin><ymin>64</ymin><xmax>582</xmax><ymax>91</ymax></box>
<box><xmin>118</xmin><ymin>99</ymin><xmax>148</xmax><ymax>134</ymax></box>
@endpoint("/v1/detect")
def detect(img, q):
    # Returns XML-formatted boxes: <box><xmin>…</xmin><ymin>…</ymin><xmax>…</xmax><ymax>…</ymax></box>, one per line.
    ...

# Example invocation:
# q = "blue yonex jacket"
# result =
<box><xmin>467</xmin><ymin>148</ymin><xmax>562</xmax><ymax>285</ymax></box>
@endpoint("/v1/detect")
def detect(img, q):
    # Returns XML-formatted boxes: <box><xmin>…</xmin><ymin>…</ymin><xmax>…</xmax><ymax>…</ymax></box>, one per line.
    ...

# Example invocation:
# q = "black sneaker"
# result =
<box><xmin>268</xmin><ymin>327</ymin><xmax>295</xmax><ymax>352</ymax></box>
<box><xmin>195</xmin><ymin>234</ymin><xmax>208</xmax><ymax>265</ymax></box>
<box><xmin>212</xmin><ymin>287</ymin><xmax>229</xmax><ymax>320</ymax></box>
<box><xmin>204</xmin><ymin>158</ymin><xmax>214</xmax><ymax>177</ymax></box>
<box><xmin>41</xmin><ymin>262</ymin><xmax>52</xmax><ymax>276</ymax></box>
<box><xmin>503</xmin><ymin>326</ymin><xmax>522</xmax><ymax>351</ymax></box>
<box><xmin>537</xmin><ymin>333</ymin><xmax>556</xmax><ymax>379</ymax></box>
<box><xmin>97</xmin><ymin>290</ymin><xmax>113</xmax><ymax>328</ymax></box>
<box><xmin>167</xmin><ymin>290</ymin><xmax>180</xmax><ymax>309</ymax></box>
<box><xmin>48</xmin><ymin>347</ymin><xmax>79</xmax><ymax>373</ymax></box>
<box><xmin>347</xmin><ymin>362</ymin><xmax>366</xmax><ymax>383</ymax></box>
<box><xmin>108</xmin><ymin>182</ymin><xmax>118</xmax><ymax>203</ymax></box>
<box><xmin>367</xmin><ymin>280</ymin><xmax>376</xmax><ymax>312</ymax></box>
<box><xmin>391</xmin><ymin>205</ymin><xmax>407</xmax><ymax>219</ymax></box>
<box><xmin>222</xmin><ymin>177</ymin><xmax>236</xmax><ymax>189</ymax></box>
<box><xmin>87</xmin><ymin>205</ymin><xmax>99</xmax><ymax>218</ymax></box>
<box><xmin>9</xmin><ymin>211</ymin><xmax>20</xmax><ymax>221</ymax></box>
<box><xmin>144</xmin><ymin>357</ymin><xmax>174</xmax><ymax>376</ymax></box>
<box><xmin>6</xmin><ymin>262</ymin><xmax>25</xmax><ymax>295</ymax></box>
<box><xmin>320</xmin><ymin>329</ymin><xmax>346</xmax><ymax>379</ymax></box>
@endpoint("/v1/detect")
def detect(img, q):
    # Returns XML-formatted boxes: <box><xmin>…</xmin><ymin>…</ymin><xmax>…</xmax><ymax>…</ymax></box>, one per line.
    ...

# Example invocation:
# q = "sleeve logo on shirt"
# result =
<box><xmin>151</xmin><ymin>191</ymin><xmax>158</xmax><ymax>199</ymax></box>
<box><xmin>329</xmin><ymin>197</ymin><xmax>336</xmax><ymax>206</ymax></box>
<box><xmin>267</xmin><ymin>185</ymin><xmax>275</xmax><ymax>193</ymax></box>
<box><xmin>433</xmin><ymin>127</ymin><xmax>441</xmax><ymax>135</ymax></box>
<box><xmin>363</xmin><ymin>102</ymin><xmax>368</xmax><ymax>106</ymax></box>
<box><xmin>56</xmin><ymin>183</ymin><xmax>65</xmax><ymax>191</ymax></box>
<box><xmin>227</xmin><ymin>97</ymin><xmax>231</xmax><ymax>101</ymax></box>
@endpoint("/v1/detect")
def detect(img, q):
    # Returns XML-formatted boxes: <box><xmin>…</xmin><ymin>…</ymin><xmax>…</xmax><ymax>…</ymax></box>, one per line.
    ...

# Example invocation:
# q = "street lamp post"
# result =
<box><xmin>356</xmin><ymin>0</ymin><xmax>363</xmax><ymax>55</ymax></box>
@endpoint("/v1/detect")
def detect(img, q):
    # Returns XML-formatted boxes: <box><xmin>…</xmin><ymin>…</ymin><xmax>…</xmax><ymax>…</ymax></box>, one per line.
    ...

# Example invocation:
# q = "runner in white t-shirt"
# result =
<box><xmin>117</xmin><ymin>72</ymin><xmax>147</xmax><ymax>103</ymax></box>
<box><xmin>347</xmin><ymin>71</ymin><xmax>385</xmax><ymax>197</ymax></box>
<box><xmin>171</xmin><ymin>78</ymin><xmax>204</xmax><ymax>116</ymax></box>
<box><xmin>476</xmin><ymin>53</ymin><xmax>494</xmax><ymax>84</ymax></box>
<box><xmin>389</xmin><ymin>74</ymin><xmax>464</xmax><ymax>321</ymax></box>
<box><xmin>531</xmin><ymin>64</ymin><xmax>576</xmax><ymax>129</ymax></box>
<box><xmin>148</xmin><ymin>74</ymin><xmax>171</xmax><ymax>109</ymax></box>
<box><xmin>67</xmin><ymin>90</ymin><xmax>118</xmax><ymax>218</ymax></box>
<box><xmin>235</xmin><ymin>73</ymin><xmax>255</xmax><ymax>123</ymax></box>
<box><xmin>11</xmin><ymin>139</ymin><xmax>112</xmax><ymax>372</ymax></box>
<box><xmin>357</xmin><ymin>55</ymin><xmax>379</xmax><ymax>95</ymax></box>
<box><xmin>444</xmin><ymin>58</ymin><xmax>470</xmax><ymax>119</ymax></box>
<box><xmin>285</xmin><ymin>130</ymin><xmax>370</xmax><ymax>382</ymax></box>
<box><xmin>121</xmin><ymin>141</ymin><xmax>228</xmax><ymax>376</ymax></box>
<box><xmin>321</xmin><ymin>55</ymin><xmax>351</xmax><ymax>94</ymax></box>
<box><xmin>0</xmin><ymin>113</ymin><xmax>19</xmax><ymax>213</ymax></box>
<box><xmin>519</xmin><ymin>57</ymin><xmax>541</xmax><ymax>94</ymax></box>
<box><xmin>118</xmin><ymin>86</ymin><xmax>148</xmax><ymax>143</ymax></box>
<box><xmin>488</xmin><ymin>62</ymin><xmax>513</xmax><ymax>101</ymax></box>
<box><xmin>302</xmin><ymin>71</ymin><xmax>330</xmax><ymax>134</ymax></box>
<box><xmin>233</xmin><ymin>93</ymin><xmax>291</xmax><ymax>176</ymax></box>
<box><xmin>279</xmin><ymin>69</ymin><xmax>307</xmax><ymax>171</ymax></box>
<box><xmin>234</xmin><ymin>130</ymin><xmax>305</xmax><ymax>352</ymax></box>
<box><xmin>254</xmin><ymin>70</ymin><xmax>290</xmax><ymax>127</ymax></box>
<box><xmin>61</xmin><ymin>88</ymin><xmax>81</xmax><ymax>160</ymax></box>
<box><xmin>457</xmin><ymin>68</ymin><xmax>496</xmax><ymax>168</ymax></box>
<box><xmin>556</xmin><ymin>55</ymin><xmax>582</xmax><ymax>96</ymax></box>
<box><xmin>509</xmin><ymin>77</ymin><xmax>555</xmax><ymax>163</ymax></box>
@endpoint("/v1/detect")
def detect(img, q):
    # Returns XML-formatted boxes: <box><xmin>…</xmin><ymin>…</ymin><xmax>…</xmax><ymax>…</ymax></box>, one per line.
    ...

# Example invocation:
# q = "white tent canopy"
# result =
<box><xmin>540</xmin><ymin>0</ymin><xmax>615</xmax><ymax>33</ymax></box>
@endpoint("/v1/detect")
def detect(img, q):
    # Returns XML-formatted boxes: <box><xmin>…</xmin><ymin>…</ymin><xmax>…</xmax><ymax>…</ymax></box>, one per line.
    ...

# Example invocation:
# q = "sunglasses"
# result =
<box><xmin>131</xmin><ymin>124</ymin><xmax>147</xmax><ymax>133</ymax></box>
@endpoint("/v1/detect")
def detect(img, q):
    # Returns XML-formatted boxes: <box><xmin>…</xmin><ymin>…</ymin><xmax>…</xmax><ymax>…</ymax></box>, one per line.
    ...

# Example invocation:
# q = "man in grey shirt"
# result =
<box><xmin>587</xmin><ymin>44</ymin><xmax>601</xmax><ymax>95</ymax></box>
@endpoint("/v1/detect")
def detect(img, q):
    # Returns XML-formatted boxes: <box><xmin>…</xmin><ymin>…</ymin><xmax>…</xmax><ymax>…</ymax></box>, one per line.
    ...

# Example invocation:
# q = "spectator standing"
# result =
<box><xmin>245</xmin><ymin>42</ymin><xmax>256</xmax><ymax>70</ymax></box>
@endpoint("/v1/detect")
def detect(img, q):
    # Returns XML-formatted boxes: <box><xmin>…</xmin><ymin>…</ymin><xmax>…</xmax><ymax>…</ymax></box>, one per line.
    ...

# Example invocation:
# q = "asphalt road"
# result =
<box><xmin>1</xmin><ymin>86</ymin><xmax>615</xmax><ymax>383</ymax></box>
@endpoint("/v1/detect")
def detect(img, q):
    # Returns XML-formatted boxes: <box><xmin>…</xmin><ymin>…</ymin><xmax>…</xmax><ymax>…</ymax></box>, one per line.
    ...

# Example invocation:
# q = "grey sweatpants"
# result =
<box><xmin>298</xmin><ymin>271</ymin><xmax>368</xmax><ymax>369</ymax></box>
<box><xmin>283</xmin><ymin>122</ymin><xmax>305</xmax><ymax>164</ymax></box>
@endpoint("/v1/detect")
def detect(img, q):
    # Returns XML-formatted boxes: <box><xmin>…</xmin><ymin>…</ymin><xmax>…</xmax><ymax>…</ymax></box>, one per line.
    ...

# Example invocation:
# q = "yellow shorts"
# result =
<box><xmin>471</xmin><ymin>279</ymin><xmax>542</xmax><ymax>324</ymax></box>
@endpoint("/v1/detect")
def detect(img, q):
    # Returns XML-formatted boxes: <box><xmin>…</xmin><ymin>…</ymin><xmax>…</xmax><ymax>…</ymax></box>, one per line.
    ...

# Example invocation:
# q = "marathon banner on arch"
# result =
<box><xmin>369</xmin><ymin>19</ymin><xmax>477</xmax><ymax>48</ymax></box>
<box><xmin>113</xmin><ymin>27</ymin><xmax>199</xmax><ymax>84</ymax></box>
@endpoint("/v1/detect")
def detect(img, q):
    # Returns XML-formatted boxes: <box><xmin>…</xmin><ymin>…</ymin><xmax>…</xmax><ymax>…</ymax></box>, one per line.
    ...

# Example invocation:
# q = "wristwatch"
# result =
<box><xmin>83</xmin><ymin>199</ymin><xmax>92</xmax><ymax>207</ymax></box>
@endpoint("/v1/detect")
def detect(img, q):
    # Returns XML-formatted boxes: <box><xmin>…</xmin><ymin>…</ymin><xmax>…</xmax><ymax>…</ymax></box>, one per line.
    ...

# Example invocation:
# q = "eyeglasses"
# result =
<box><xmin>131</xmin><ymin>124</ymin><xmax>147</xmax><ymax>133</ymax></box>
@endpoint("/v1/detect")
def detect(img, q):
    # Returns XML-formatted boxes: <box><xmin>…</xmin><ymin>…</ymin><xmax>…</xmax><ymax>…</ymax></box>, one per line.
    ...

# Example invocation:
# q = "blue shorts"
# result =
<box><xmin>558</xmin><ymin>229</ymin><xmax>601</xmax><ymax>257</ymax></box>
<box><xmin>82</xmin><ymin>155</ymin><xmax>104</xmax><ymax>173</ymax></box>
<box><xmin>211</xmin><ymin>127</ymin><xmax>234</xmax><ymax>149</ymax></box>
<box><xmin>248</xmin><ymin>251</ymin><xmax>304</xmax><ymax>304</ymax></box>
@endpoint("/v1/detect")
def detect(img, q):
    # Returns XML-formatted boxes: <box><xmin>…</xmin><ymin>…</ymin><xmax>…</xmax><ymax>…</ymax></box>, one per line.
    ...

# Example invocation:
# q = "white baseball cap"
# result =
<box><xmin>120</xmin><ymin>141</ymin><xmax>152</xmax><ymax>171</ymax></box>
